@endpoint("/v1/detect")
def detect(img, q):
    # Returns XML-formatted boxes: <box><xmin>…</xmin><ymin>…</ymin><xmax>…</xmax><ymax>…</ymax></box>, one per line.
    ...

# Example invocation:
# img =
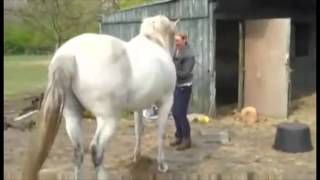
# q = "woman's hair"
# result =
<box><xmin>176</xmin><ymin>32</ymin><xmax>188</xmax><ymax>44</ymax></box>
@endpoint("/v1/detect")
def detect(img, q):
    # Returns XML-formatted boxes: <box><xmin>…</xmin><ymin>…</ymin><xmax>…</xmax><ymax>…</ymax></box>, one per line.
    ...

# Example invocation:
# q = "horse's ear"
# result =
<box><xmin>174</xmin><ymin>19</ymin><xmax>180</xmax><ymax>26</ymax></box>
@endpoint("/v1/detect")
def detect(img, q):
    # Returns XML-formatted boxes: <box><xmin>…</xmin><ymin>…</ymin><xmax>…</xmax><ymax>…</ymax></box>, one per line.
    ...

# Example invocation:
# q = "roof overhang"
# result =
<box><xmin>214</xmin><ymin>0</ymin><xmax>316</xmax><ymax>20</ymax></box>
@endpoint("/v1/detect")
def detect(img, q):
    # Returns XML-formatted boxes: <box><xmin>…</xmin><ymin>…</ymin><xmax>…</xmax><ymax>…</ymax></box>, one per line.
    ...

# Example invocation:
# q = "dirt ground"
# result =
<box><xmin>4</xmin><ymin>93</ymin><xmax>316</xmax><ymax>180</ymax></box>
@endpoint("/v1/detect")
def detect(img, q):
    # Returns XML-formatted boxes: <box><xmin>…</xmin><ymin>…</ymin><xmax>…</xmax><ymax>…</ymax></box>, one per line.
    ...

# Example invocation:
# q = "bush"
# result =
<box><xmin>119</xmin><ymin>0</ymin><xmax>151</xmax><ymax>9</ymax></box>
<box><xmin>4</xmin><ymin>21</ymin><xmax>99</xmax><ymax>55</ymax></box>
<box><xmin>4</xmin><ymin>22</ymin><xmax>54</xmax><ymax>55</ymax></box>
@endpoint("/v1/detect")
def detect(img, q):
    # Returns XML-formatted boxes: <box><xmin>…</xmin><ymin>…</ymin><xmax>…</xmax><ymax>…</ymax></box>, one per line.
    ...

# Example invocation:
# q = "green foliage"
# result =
<box><xmin>5</xmin><ymin>0</ymin><xmax>105</xmax><ymax>53</ymax></box>
<box><xmin>119</xmin><ymin>0</ymin><xmax>151</xmax><ymax>9</ymax></box>
<box><xmin>4</xmin><ymin>0</ymin><xmax>150</xmax><ymax>54</ymax></box>
<box><xmin>4</xmin><ymin>12</ymin><xmax>100</xmax><ymax>54</ymax></box>
<box><xmin>4</xmin><ymin>22</ymin><xmax>54</xmax><ymax>54</ymax></box>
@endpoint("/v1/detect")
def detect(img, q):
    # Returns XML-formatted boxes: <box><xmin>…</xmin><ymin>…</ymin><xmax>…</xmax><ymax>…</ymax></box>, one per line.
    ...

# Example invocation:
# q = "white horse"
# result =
<box><xmin>23</xmin><ymin>15</ymin><xmax>178</xmax><ymax>180</ymax></box>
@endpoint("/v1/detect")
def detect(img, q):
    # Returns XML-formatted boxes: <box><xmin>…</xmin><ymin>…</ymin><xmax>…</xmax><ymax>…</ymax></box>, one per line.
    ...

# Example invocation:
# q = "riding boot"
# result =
<box><xmin>169</xmin><ymin>137</ymin><xmax>182</xmax><ymax>147</ymax></box>
<box><xmin>176</xmin><ymin>137</ymin><xmax>191</xmax><ymax>151</ymax></box>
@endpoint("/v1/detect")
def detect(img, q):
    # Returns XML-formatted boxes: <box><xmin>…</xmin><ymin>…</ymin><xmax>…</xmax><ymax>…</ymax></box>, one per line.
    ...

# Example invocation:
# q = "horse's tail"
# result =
<box><xmin>22</xmin><ymin>55</ymin><xmax>76</xmax><ymax>180</ymax></box>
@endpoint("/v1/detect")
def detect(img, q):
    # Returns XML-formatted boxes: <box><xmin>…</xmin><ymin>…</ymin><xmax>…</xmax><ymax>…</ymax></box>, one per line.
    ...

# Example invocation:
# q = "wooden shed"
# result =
<box><xmin>100</xmin><ymin>0</ymin><xmax>316</xmax><ymax>118</ymax></box>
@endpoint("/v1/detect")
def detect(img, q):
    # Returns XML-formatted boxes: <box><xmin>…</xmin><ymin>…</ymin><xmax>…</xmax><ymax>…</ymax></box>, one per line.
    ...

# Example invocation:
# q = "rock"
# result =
<box><xmin>219</xmin><ymin>131</ymin><xmax>231</xmax><ymax>145</ymax></box>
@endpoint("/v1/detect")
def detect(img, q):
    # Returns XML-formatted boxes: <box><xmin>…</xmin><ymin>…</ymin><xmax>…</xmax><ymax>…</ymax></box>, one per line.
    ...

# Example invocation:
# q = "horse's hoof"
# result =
<box><xmin>132</xmin><ymin>154</ymin><xmax>140</xmax><ymax>163</ymax></box>
<box><xmin>132</xmin><ymin>156</ymin><xmax>137</xmax><ymax>163</ymax></box>
<box><xmin>158</xmin><ymin>163</ymin><xmax>168</xmax><ymax>173</ymax></box>
<box><xmin>96</xmin><ymin>167</ymin><xmax>107</xmax><ymax>180</ymax></box>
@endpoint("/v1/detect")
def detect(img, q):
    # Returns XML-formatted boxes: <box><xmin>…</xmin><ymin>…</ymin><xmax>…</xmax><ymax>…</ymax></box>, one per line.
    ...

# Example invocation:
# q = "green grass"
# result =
<box><xmin>4</xmin><ymin>55</ymin><xmax>52</xmax><ymax>100</ymax></box>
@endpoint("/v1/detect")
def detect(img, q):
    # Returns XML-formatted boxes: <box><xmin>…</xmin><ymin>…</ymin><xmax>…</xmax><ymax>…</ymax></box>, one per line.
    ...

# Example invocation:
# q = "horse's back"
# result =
<box><xmin>53</xmin><ymin>33</ymin><xmax>130</xmax><ymax>78</ymax></box>
<box><xmin>55</xmin><ymin>33</ymin><xmax>126</xmax><ymax>58</ymax></box>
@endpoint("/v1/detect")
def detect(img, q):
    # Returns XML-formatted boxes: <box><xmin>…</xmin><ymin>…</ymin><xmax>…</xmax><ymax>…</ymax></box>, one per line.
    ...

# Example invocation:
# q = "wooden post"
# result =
<box><xmin>238</xmin><ymin>21</ymin><xmax>245</xmax><ymax>110</ymax></box>
<box><xmin>208</xmin><ymin>2</ymin><xmax>216</xmax><ymax>117</ymax></box>
<box><xmin>287</xmin><ymin>22</ymin><xmax>294</xmax><ymax>117</ymax></box>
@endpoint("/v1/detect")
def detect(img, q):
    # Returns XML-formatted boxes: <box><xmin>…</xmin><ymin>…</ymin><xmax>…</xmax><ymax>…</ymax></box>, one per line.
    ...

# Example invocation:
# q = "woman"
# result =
<box><xmin>170</xmin><ymin>32</ymin><xmax>195</xmax><ymax>151</ymax></box>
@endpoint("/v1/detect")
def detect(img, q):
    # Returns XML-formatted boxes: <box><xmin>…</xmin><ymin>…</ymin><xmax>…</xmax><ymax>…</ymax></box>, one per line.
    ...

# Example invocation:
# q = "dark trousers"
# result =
<box><xmin>172</xmin><ymin>85</ymin><xmax>192</xmax><ymax>139</ymax></box>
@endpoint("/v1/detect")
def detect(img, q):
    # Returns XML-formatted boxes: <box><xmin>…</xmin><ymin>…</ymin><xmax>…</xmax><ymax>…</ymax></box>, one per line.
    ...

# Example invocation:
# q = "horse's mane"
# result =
<box><xmin>139</xmin><ymin>15</ymin><xmax>176</xmax><ymax>50</ymax></box>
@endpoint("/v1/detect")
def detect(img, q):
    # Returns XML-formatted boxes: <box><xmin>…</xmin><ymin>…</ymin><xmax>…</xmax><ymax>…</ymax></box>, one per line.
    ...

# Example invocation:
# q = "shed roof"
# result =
<box><xmin>215</xmin><ymin>0</ymin><xmax>316</xmax><ymax>19</ymax></box>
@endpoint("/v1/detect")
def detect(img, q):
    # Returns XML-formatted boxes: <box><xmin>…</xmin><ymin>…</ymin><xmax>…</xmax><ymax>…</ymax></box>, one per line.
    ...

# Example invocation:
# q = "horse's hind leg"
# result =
<box><xmin>90</xmin><ymin>112</ymin><xmax>118</xmax><ymax>180</ymax></box>
<box><xmin>133</xmin><ymin>110</ymin><xmax>144</xmax><ymax>162</ymax></box>
<box><xmin>64</xmin><ymin>95</ymin><xmax>84</xmax><ymax>180</ymax></box>
<box><xmin>156</xmin><ymin>95</ymin><xmax>174</xmax><ymax>173</ymax></box>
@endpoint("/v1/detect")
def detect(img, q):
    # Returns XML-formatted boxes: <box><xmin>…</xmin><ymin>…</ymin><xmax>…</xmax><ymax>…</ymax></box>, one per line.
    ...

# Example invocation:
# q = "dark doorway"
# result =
<box><xmin>215</xmin><ymin>20</ymin><xmax>239</xmax><ymax>113</ymax></box>
<box><xmin>289</xmin><ymin>20</ymin><xmax>316</xmax><ymax>113</ymax></box>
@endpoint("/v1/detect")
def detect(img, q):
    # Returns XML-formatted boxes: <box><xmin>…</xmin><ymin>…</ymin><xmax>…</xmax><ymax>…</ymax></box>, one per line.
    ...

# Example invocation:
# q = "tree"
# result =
<box><xmin>4</xmin><ymin>0</ymin><xmax>153</xmax><ymax>51</ymax></box>
<box><xmin>5</xmin><ymin>0</ymin><xmax>120</xmax><ymax>50</ymax></box>
<box><xmin>119</xmin><ymin>0</ymin><xmax>151</xmax><ymax>9</ymax></box>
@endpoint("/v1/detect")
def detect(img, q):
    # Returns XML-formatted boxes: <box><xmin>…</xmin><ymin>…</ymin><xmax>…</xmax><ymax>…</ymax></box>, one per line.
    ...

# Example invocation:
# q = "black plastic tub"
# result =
<box><xmin>273</xmin><ymin>122</ymin><xmax>313</xmax><ymax>153</ymax></box>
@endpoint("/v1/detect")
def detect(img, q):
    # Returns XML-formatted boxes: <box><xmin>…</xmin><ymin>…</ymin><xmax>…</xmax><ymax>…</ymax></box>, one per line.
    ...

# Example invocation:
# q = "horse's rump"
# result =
<box><xmin>52</xmin><ymin>33</ymin><xmax>132</xmax><ymax>112</ymax></box>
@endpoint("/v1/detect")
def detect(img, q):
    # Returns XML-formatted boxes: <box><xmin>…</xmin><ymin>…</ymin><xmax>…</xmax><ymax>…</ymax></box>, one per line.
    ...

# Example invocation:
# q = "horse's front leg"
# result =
<box><xmin>157</xmin><ymin>95</ymin><xmax>174</xmax><ymax>173</ymax></box>
<box><xmin>133</xmin><ymin>111</ymin><xmax>144</xmax><ymax>162</ymax></box>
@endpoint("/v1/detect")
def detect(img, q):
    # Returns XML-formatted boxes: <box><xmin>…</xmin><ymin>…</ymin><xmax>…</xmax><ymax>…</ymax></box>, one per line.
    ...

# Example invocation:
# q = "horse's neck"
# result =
<box><xmin>137</xmin><ymin>34</ymin><xmax>171</xmax><ymax>53</ymax></box>
<box><xmin>144</xmin><ymin>34</ymin><xmax>165</xmax><ymax>49</ymax></box>
<box><xmin>126</xmin><ymin>35</ymin><xmax>169</xmax><ymax>79</ymax></box>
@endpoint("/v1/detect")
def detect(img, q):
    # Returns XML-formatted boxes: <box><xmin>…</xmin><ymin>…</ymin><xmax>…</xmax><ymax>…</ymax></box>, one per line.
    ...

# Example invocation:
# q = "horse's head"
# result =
<box><xmin>140</xmin><ymin>15</ymin><xmax>179</xmax><ymax>55</ymax></box>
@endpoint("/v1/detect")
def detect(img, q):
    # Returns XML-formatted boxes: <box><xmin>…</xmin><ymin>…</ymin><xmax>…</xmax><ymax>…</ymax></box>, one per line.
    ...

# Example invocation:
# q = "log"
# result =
<box><xmin>4</xmin><ymin>118</ymin><xmax>36</xmax><ymax>131</ymax></box>
<box><xmin>4</xmin><ymin>111</ymin><xmax>38</xmax><ymax>131</ymax></box>
<box><xmin>15</xmin><ymin>110</ymin><xmax>38</xmax><ymax>121</ymax></box>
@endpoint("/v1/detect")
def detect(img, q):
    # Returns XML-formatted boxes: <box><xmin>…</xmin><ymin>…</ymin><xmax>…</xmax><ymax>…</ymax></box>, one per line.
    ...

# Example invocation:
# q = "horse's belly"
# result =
<box><xmin>125</xmin><ymin>73</ymin><xmax>175</xmax><ymax>110</ymax></box>
<box><xmin>125</xmin><ymin>61</ymin><xmax>176</xmax><ymax>110</ymax></box>
<box><xmin>125</xmin><ymin>96</ymin><xmax>159</xmax><ymax>111</ymax></box>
